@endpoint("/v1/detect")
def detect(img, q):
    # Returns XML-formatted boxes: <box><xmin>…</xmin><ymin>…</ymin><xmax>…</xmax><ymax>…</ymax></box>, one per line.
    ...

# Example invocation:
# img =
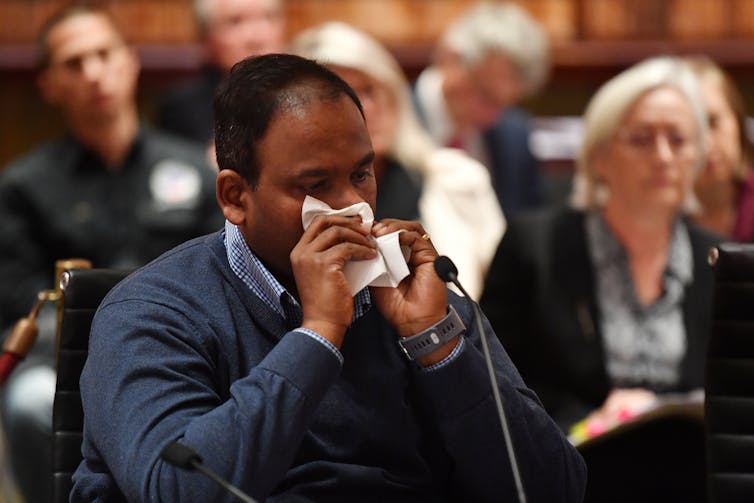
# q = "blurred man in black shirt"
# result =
<box><xmin>0</xmin><ymin>6</ymin><xmax>222</xmax><ymax>501</ymax></box>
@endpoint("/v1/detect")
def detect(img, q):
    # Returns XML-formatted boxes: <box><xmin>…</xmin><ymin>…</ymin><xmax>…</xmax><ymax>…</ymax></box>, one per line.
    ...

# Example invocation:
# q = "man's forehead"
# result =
<box><xmin>275</xmin><ymin>82</ymin><xmax>356</xmax><ymax>117</ymax></box>
<box><xmin>47</xmin><ymin>13</ymin><xmax>122</xmax><ymax>64</ymax></box>
<box><xmin>207</xmin><ymin>0</ymin><xmax>282</xmax><ymax>20</ymax></box>
<box><xmin>257</xmin><ymin>90</ymin><xmax>371</xmax><ymax>172</ymax></box>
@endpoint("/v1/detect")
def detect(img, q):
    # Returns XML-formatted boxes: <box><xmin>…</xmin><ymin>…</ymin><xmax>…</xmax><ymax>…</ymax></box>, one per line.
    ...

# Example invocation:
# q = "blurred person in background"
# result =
<box><xmin>414</xmin><ymin>1</ymin><xmax>549</xmax><ymax>216</ymax></box>
<box><xmin>155</xmin><ymin>0</ymin><xmax>285</xmax><ymax>145</ymax></box>
<box><xmin>685</xmin><ymin>55</ymin><xmax>754</xmax><ymax>242</ymax></box>
<box><xmin>480</xmin><ymin>56</ymin><xmax>720</xmax><ymax>435</ymax></box>
<box><xmin>291</xmin><ymin>22</ymin><xmax>505</xmax><ymax>299</ymax></box>
<box><xmin>0</xmin><ymin>5</ymin><xmax>222</xmax><ymax>502</ymax></box>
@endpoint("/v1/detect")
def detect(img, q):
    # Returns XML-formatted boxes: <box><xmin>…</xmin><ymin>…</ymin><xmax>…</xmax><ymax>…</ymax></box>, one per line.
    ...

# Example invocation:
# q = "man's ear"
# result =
<box><xmin>124</xmin><ymin>46</ymin><xmax>141</xmax><ymax>84</ymax></box>
<box><xmin>216</xmin><ymin>169</ymin><xmax>251</xmax><ymax>225</ymax></box>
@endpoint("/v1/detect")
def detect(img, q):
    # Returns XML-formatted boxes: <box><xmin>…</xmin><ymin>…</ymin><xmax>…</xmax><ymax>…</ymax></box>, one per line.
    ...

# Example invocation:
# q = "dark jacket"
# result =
<box><xmin>480</xmin><ymin>207</ymin><xmax>720</xmax><ymax>429</ymax></box>
<box><xmin>154</xmin><ymin>67</ymin><xmax>222</xmax><ymax>144</ymax></box>
<box><xmin>482</xmin><ymin>107</ymin><xmax>544</xmax><ymax>215</ymax></box>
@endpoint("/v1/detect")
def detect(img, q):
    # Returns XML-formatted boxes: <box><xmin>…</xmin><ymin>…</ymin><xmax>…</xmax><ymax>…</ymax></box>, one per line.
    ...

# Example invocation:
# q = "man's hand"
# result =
<box><xmin>290</xmin><ymin>215</ymin><xmax>376</xmax><ymax>348</ymax></box>
<box><xmin>370</xmin><ymin>220</ymin><xmax>453</xmax><ymax>365</ymax></box>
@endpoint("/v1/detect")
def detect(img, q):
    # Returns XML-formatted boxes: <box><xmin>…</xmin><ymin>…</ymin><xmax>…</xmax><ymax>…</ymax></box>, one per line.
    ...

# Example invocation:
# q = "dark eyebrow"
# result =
<box><xmin>355</xmin><ymin>151</ymin><xmax>375</xmax><ymax>169</ymax></box>
<box><xmin>294</xmin><ymin>151</ymin><xmax>375</xmax><ymax>179</ymax></box>
<box><xmin>295</xmin><ymin>168</ymin><xmax>330</xmax><ymax>180</ymax></box>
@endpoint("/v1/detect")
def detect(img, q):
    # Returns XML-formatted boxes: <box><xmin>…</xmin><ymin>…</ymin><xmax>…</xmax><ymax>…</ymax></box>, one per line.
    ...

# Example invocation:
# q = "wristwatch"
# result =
<box><xmin>398</xmin><ymin>305</ymin><xmax>466</xmax><ymax>361</ymax></box>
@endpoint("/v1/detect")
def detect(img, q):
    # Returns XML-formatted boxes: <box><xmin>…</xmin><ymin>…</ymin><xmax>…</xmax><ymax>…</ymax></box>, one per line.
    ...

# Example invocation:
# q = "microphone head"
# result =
<box><xmin>161</xmin><ymin>441</ymin><xmax>202</xmax><ymax>470</ymax></box>
<box><xmin>434</xmin><ymin>255</ymin><xmax>458</xmax><ymax>283</ymax></box>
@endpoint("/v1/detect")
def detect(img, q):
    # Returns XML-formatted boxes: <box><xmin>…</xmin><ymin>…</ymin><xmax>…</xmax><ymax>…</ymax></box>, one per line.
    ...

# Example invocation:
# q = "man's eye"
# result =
<box><xmin>62</xmin><ymin>58</ymin><xmax>82</xmax><ymax>72</ymax></box>
<box><xmin>352</xmin><ymin>170</ymin><xmax>374</xmax><ymax>183</ymax></box>
<box><xmin>304</xmin><ymin>180</ymin><xmax>328</xmax><ymax>192</ymax></box>
<box><xmin>98</xmin><ymin>48</ymin><xmax>113</xmax><ymax>61</ymax></box>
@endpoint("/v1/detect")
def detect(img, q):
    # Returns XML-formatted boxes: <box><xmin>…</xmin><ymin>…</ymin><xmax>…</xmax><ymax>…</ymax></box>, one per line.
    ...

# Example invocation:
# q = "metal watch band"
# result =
<box><xmin>398</xmin><ymin>305</ymin><xmax>466</xmax><ymax>361</ymax></box>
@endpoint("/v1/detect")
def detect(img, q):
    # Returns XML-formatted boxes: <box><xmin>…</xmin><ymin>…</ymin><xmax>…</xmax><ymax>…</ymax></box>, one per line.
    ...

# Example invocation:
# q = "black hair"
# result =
<box><xmin>213</xmin><ymin>53</ymin><xmax>364</xmax><ymax>187</ymax></box>
<box><xmin>36</xmin><ymin>2</ymin><xmax>124</xmax><ymax>70</ymax></box>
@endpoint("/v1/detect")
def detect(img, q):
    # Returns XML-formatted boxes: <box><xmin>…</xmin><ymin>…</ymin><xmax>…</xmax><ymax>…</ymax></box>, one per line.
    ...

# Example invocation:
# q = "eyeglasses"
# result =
<box><xmin>614</xmin><ymin>128</ymin><xmax>695</xmax><ymax>155</ymax></box>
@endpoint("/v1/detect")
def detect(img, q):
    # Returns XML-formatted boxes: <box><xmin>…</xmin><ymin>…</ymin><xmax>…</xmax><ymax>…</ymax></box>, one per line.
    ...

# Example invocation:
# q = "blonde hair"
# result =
<box><xmin>684</xmin><ymin>54</ymin><xmax>752</xmax><ymax>180</ymax></box>
<box><xmin>289</xmin><ymin>21</ymin><xmax>437</xmax><ymax>174</ymax></box>
<box><xmin>441</xmin><ymin>1</ymin><xmax>549</xmax><ymax>97</ymax></box>
<box><xmin>570</xmin><ymin>56</ymin><xmax>708</xmax><ymax>212</ymax></box>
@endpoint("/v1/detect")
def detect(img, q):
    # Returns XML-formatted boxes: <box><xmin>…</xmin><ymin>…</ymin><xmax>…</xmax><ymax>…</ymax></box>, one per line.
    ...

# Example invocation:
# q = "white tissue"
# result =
<box><xmin>301</xmin><ymin>196</ymin><xmax>410</xmax><ymax>295</ymax></box>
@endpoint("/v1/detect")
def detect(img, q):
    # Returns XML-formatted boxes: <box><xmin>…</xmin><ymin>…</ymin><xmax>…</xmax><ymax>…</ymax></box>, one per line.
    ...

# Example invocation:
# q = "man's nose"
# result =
<box><xmin>327</xmin><ymin>185</ymin><xmax>367</xmax><ymax>211</ymax></box>
<box><xmin>81</xmin><ymin>54</ymin><xmax>105</xmax><ymax>82</ymax></box>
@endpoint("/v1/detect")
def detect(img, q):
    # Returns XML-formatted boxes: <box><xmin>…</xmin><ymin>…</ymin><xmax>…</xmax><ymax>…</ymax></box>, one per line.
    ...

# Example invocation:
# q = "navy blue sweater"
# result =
<box><xmin>71</xmin><ymin>232</ymin><xmax>585</xmax><ymax>502</ymax></box>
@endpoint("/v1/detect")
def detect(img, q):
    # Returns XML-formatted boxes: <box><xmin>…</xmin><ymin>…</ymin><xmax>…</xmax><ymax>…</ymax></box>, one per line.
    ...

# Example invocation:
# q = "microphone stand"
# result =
<box><xmin>161</xmin><ymin>441</ymin><xmax>258</xmax><ymax>503</ymax></box>
<box><xmin>434</xmin><ymin>256</ymin><xmax>527</xmax><ymax>503</ymax></box>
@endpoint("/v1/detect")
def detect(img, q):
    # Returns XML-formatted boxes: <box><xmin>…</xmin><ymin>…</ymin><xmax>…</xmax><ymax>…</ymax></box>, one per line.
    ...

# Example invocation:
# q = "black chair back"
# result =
<box><xmin>51</xmin><ymin>268</ymin><xmax>131</xmax><ymax>503</ymax></box>
<box><xmin>706</xmin><ymin>243</ymin><xmax>754</xmax><ymax>503</ymax></box>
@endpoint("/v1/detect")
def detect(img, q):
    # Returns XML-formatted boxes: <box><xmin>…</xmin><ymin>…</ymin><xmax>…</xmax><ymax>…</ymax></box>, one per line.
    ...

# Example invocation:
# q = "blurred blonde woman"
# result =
<box><xmin>481</xmin><ymin>56</ymin><xmax>720</xmax><ymax>432</ymax></box>
<box><xmin>685</xmin><ymin>55</ymin><xmax>754</xmax><ymax>242</ymax></box>
<box><xmin>291</xmin><ymin>22</ymin><xmax>505</xmax><ymax>299</ymax></box>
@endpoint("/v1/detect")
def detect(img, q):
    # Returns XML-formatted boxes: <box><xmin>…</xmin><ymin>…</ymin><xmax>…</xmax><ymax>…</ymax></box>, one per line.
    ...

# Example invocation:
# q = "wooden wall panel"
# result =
<box><xmin>669</xmin><ymin>0</ymin><xmax>730</xmax><ymax>39</ymax></box>
<box><xmin>515</xmin><ymin>0</ymin><xmax>577</xmax><ymax>41</ymax></box>
<box><xmin>108</xmin><ymin>1</ymin><xmax>196</xmax><ymax>43</ymax></box>
<box><xmin>580</xmin><ymin>0</ymin><xmax>632</xmax><ymax>39</ymax></box>
<box><xmin>0</xmin><ymin>1</ymin><xmax>59</xmax><ymax>43</ymax></box>
<box><xmin>2</xmin><ymin>0</ymin><xmax>753</xmax><ymax>53</ymax></box>
<box><xmin>732</xmin><ymin>0</ymin><xmax>754</xmax><ymax>37</ymax></box>
<box><xmin>286</xmin><ymin>0</ymin><xmax>474</xmax><ymax>44</ymax></box>
<box><xmin>0</xmin><ymin>0</ymin><xmax>196</xmax><ymax>44</ymax></box>
<box><xmin>0</xmin><ymin>0</ymin><xmax>576</xmax><ymax>46</ymax></box>
<box><xmin>581</xmin><ymin>0</ymin><xmax>669</xmax><ymax>39</ymax></box>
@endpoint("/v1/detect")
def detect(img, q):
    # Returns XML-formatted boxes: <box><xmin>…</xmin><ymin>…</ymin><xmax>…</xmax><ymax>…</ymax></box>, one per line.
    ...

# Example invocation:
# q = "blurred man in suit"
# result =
<box><xmin>414</xmin><ymin>1</ymin><xmax>549</xmax><ymax>216</ymax></box>
<box><xmin>155</xmin><ymin>0</ymin><xmax>285</xmax><ymax>145</ymax></box>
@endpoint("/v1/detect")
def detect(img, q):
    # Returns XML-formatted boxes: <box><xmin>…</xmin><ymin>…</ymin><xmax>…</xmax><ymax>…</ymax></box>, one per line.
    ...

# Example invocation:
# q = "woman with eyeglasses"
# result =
<box><xmin>479</xmin><ymin>56</ymin><xmax>721</xmax><ymax>436</ymax></box>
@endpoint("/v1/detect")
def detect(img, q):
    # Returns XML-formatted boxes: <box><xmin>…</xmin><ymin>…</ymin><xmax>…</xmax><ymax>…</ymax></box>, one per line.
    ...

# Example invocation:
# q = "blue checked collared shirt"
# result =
<box><xmin>224</xmin><ymin>220</ymin><xmax>462</xmax><ymax>369</ymax></box>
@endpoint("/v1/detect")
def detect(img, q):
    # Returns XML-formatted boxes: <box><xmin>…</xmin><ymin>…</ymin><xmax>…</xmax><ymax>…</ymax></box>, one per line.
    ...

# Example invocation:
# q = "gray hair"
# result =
<box><xmin>570</xmin><ymin>56</ymin><xmax>708</xmax><ymax>212</ymax></box>
<box><xmin>290</xmin><ymin>21</ymin><xmax>437</xmax><ymax>173</ymax></box>
<box><xmin>193</xmin><ymin>0</ymin><xmax>282</xmax><ymax>34</ymax></box>
<box><xmin>193</xmin><ymin>0</ymin><xmax>210</xmax><ymax>33</ymax></box>
<box><xmin>441</xmin><ymin>1</ymin><xmax>549</xmax><ymax>97</ymax></box>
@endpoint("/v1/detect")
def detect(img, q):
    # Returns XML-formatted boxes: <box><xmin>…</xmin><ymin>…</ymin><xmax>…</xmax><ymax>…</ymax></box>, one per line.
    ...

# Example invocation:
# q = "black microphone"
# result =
<box><xmin>434</xmin><ymin>256</ymin><xmax>527</xmax><ymax>503</ymax></box>
<box><xmin>160</xmin><ymin>441</ymin><xmax>258</xmax><ymax>503</ymax></box>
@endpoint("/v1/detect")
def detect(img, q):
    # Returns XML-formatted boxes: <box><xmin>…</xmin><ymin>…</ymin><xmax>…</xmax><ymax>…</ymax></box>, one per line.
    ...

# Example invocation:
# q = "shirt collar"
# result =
<box><xmin>224</xmin><ymin>220</ymin><xmax>371</xmax><ymax>325</ymax></box>
<box><xmin>585</xmin><ymin>211</ymin><xmax>693</xmax><ymax>286</ymax></box>
<box><xmin>70</xmin><ymin>127</ymin><xmax>145</xmax><ymax>174</ymax></box>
